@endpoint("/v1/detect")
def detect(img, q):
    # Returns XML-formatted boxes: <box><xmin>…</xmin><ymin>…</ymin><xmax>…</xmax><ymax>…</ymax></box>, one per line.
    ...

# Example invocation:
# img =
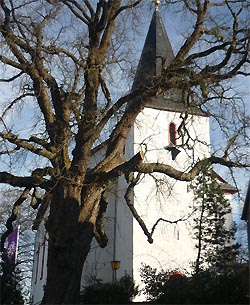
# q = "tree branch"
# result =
<box><xmin>175</xmin><ymin>0</ymin><xmax>209</xmax><ymax>62</ymax></box>
<box><xmin>0</xmin><ymin>71</ymin><xmax>24</xmax><ymax>82</ymax></box>
<box><xmin>93</xmin><ymin>191</ymin><xmax>109</xmax><ymax>248</ymax></box>
<box><xmin>150</xmin><ymin>212</ymin><xmax>195</xmax><ymax>237</ymax></box>
<box><xmin>32</xmin><ymin>193</ymin><xmax>52</xmax><ymax>230</ymax></box>
<box><xmin>91</xmin><ymin>151</ymin><xmax>145</xmax><ymax>181</ymax></box>
<box><xmin>136</xmin><ymin>156</ymin><xmax>249</xmax><ymax>181</ymax></box>
<box><xmin>124</xmin><ymin>173</ymin><xmax>153</xmax><ymax>243</ymax></box>
<box><xmin>1</xmin><ymin>93</ymin><xmax>35</xmax><ymax>118</ymax></box>
<box><xmin>0</xmin><ymin>131</ymin><xmax>55</xmax><ymax>159</ymax></box>
<box><xmin>61</xmin><ymin>0</ymin><xmax>91</xmax><ymax>24</ymax></box>
<box><xmin>0</xmin><ymin>171</ymin><xmax>50</xmax><ymax>189</ymax></box>
<box><xmin>112</xmin><ymin>0</ymin><xmax>143</xmax><ymax>20</ymax></box>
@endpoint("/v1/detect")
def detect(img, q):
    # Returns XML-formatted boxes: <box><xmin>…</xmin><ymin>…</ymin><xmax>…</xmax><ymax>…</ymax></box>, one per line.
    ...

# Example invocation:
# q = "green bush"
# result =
<box><xmin>80</xmin><ymin>275</ymin><xmax>138</xmax><ymax>304</ymax></box>
<box><xmin>140</xmin><ymin>264</ymin><xmax>249</xmax><ymax>304</ymax></box>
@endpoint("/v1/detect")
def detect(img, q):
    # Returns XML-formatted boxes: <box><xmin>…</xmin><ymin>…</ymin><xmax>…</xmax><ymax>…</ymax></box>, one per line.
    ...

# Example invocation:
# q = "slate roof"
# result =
<box><xmin>132</xmin><ymin>10</ymin><xmax>174</xmax><ymax>90</ymax></box>
<box><xmin>132</xmin><ymin>10</ymin><xmax>206</xmax><ymax>116</ymax></box>
<box><xmin>212</xmin><ymin>170</ymin><xmax>238</xmax><ymax>195</ymax></box>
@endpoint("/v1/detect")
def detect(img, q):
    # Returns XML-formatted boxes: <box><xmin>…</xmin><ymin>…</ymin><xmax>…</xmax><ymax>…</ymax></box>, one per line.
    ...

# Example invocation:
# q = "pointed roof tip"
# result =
<box><xmin>131</xmin><ymin>9</ymin><xmax>207</xmax><ymax>116</ymax></box>
<box><xmin>132</xmin><ymin>8</ymin><xmax>174</xmax><ymax>91</ymax></box>
<box><xmin>154</xmin><ymin>0</ymin><xmax>160</xmax><ymax>11</ymax></box>
<box><xmin>154</xmin><ymin>10</ymin><xmax>175</xmax><ymax>65</ymax></box>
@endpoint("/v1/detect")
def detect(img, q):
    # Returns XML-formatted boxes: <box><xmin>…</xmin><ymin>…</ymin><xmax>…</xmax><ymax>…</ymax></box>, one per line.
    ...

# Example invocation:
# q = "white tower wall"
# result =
<box><xmin>129</xmin><ymin>108</ymin><xmax>210</xmax><ymax>297</ymax></box>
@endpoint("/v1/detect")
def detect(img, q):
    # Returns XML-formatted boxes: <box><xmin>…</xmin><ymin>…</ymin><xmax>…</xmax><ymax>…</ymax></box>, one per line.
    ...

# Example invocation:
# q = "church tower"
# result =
<box><xmin>124</xmin><ymin>7</ymin><xmax>211</xmax><ymax>289</ymax></box>
<box><xmin>82</xmin><ymin>5</ymin><xmax>212</xmax><ymax>292</ymax></box>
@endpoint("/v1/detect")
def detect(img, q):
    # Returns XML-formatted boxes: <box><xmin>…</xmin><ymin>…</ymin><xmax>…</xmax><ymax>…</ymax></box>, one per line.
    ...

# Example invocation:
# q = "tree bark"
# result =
<box><xmin>41</xmin><ymin>184</ymin><xmax>95</xmax><ymax>304</ymax></box>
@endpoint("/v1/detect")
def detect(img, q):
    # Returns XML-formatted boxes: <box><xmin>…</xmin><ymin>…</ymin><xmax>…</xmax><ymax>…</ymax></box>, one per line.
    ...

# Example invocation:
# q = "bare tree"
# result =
<box><xmin>0</xmin><ymin>1</ymin><xmax>249</xmax><ymax>303</ymax></box>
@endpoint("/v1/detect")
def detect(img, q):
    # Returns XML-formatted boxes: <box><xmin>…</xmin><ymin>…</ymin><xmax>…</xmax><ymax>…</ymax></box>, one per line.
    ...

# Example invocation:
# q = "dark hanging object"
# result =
<box><xmin>164</xmin><ymin>142</ymin><xmax>181</xmax><ymax>160</ymax></box>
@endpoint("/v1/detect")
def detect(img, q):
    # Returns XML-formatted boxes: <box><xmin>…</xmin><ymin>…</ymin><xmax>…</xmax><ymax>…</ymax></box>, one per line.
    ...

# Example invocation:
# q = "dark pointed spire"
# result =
<box><xmin>132</xmin><ymin>10</ymin><xmax>174</xmax><ymax>91</ymax></box>
<box><xmin>132</xmin><ymin>9</ymin><xmax>206</xmax><ymax>115</ymax></box>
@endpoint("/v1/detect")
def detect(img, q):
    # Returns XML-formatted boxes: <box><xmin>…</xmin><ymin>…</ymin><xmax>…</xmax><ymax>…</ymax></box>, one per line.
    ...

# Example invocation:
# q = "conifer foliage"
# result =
<box><xmin>140</xmin><ymin>167</ymin><xmax>248</xmax><ymax>304</ymax></box>
<box><xmin>190</xmin><ymin>166</ymin><xmax>240</xmax><ymax>275</ymax></box>
<box><xmin>0</xmin><ymin>253</ymin><xmax>24</xmax><ymax>305</ymax></box>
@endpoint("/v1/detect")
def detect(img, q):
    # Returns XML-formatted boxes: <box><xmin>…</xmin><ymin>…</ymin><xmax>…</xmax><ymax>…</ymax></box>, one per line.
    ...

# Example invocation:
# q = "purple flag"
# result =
<box><xmin>7</xmin><ymin>227</ymin><xmax>19</xmax><ymax>265</ymax></box>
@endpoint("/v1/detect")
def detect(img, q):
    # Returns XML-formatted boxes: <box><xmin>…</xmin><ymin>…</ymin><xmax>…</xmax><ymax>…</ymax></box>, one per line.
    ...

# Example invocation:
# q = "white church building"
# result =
<box><xmin>31</xmin><ymin>8</ymin><xmax>237</xmax><ymax>304</ymax></box>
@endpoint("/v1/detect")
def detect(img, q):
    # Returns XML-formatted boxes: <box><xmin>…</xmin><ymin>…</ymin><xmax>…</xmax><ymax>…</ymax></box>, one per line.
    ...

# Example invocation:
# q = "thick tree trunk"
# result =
<box><xmin>41</xmin><ymin>184</ymin><xmax>95</xmax><ymax>304</ymax></box>
<box><xmin>42</xmin><ymin>223</ymin><xmax>93</xmax><ymax>304</ymax></box>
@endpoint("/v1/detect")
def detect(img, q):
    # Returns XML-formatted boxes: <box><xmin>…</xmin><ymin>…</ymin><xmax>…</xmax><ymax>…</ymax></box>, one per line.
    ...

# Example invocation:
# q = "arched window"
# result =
<box><xmin>169</xmin><ymin>122</ymin><xmax>176</xmax><ymax>145</ymax></box>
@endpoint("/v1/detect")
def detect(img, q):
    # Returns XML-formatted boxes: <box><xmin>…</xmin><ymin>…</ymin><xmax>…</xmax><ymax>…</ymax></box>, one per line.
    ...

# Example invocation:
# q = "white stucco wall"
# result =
<box><xmin>127</xmin><ymin>108</ymin><xmax>211</xmax><ymax>299</ymax></box>
<box><xmin>31</xmin><ymin>218</ymin><xmax>48</xmax><ymax>305</ymax></box>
